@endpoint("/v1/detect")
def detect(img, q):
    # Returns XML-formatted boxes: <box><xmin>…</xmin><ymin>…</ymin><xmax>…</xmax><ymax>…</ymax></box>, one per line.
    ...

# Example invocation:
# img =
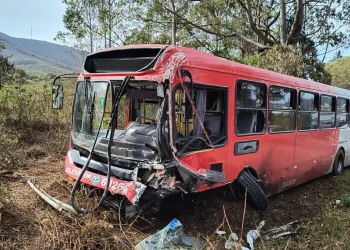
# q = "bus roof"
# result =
<box><xmin>84</xmin><ymin>44</ymin><xmax>337</xmax><ymax>94</ymax></box>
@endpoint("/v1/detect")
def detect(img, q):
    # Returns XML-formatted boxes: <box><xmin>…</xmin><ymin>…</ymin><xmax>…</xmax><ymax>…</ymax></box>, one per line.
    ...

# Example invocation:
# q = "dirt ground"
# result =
<box><xmin>0</xmin><ymin>117</ymin><xmax>346</xmax><ymax>249</ymax></box>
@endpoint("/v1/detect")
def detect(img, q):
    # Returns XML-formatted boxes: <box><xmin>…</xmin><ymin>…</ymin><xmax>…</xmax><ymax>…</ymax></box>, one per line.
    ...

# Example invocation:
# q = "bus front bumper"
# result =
<box><xmin>65</xmin><ymin>154</ymin><xmax>147</xmax><ymax>205</ymax></box>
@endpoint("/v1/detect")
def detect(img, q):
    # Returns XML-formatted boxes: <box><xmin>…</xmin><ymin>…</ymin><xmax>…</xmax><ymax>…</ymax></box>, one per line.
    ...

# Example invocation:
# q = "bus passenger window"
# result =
<box><xmin>236</xmin><ymin>81</ymin><xmax>266</xmax><ymax>135</ymax></box>
<box><xmin>269</xmin><ymin>86</ymin><xmax>296</xmax><ymax>133</ymax></box>
<box><xmin>298</xmin><ymin>92</ymin><xmax>319</xmax><ymax>131</ymax></box>
<box><xmin>320</xmin><ymin>95</ymin><xmax>335</xmax><ymax>129</ymax></box>
<box><xmin>336</xmin><ymin>98</ymin><xmax>348</xmax><ymax>129</ymax></box>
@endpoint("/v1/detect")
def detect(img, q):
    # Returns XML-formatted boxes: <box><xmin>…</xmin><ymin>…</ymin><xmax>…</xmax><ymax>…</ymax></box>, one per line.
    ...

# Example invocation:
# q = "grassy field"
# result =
<box><xmin>1</xmin><ymin>81</ymin><xmax>350</xmax><ymax>249</ymax></box>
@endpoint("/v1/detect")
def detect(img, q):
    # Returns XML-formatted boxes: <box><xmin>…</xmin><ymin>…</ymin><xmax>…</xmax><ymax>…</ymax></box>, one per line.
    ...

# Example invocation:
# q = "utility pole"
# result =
<box><xmin>171</xmin><ymin>0</ymin><xmax>176</xmax><ymax>45</ymax></box>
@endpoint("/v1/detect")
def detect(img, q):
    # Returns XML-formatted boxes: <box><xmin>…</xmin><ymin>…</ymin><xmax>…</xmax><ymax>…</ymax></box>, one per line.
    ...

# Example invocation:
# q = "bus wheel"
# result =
<box><xmin>235</xmin><ymin>170</ymin><xmax>268</xmax><ymax>211</ymax></box>
<box><xmin>333</xmin><ymin>150</ymin><xmax>345</xmax><ymax>175</ymax></box>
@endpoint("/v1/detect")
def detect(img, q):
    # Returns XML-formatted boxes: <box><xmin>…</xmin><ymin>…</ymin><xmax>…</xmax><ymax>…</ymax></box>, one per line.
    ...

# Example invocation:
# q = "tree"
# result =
<box><xmin>0</xmin><ymin>41</ymin><xmax>14</xmax><ymax>89</ymax></box>
<box><xmin>326</xmin><ymin>57</ymin><xmax>350</xmax><ymax>89</ymax></box>
<box><xmin>57</xmin><ymin>0</ymin><xmax>129</xmax><ymax>52</ymax></box>
<box><xmin>251</xmin><ymin>45</ymin><xmax>304</xmax><ymax>77</ymax></box>
<box><xmin>56</xmin><ymin>0</ymin><xmax>349</xmax><ymax>83</ymax></box>
<box><xmin>56</xmin><ymin>0</ymin><xmax>101</xmax><ymax>53</ymax></box>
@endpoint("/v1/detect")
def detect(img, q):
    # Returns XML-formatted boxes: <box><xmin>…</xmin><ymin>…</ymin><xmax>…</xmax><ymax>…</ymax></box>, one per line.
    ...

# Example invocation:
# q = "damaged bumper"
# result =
<box><xmin>65</xmin><ymin>148</ymin><xmax>226</xmax><ymax>208</ymax></box>
<box><xmin>65</xmin><ymin>151</ymin><xmax>146</xmax><ymax>205</ymax></box>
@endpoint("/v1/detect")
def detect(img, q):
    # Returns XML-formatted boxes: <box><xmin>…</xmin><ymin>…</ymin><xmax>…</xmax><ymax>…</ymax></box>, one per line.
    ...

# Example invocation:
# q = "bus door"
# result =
<box><xmin>295</xmin><ymin>91</ymin><xmax>322</xmax><ymax>183</ymax></box>
<box><xmin>265</xmin><ymin>86</ymin><xmax>298</xmax><ymax>193</ymax></box>
<box><xmin>317</xmin><ymin>95</ymin><xmax>337</xmax><ymax>174</ymax></box>
<box><xmin>172</xmin><ymin>84</ymin><xmax>229</xmax><ymax>182</ymax></box>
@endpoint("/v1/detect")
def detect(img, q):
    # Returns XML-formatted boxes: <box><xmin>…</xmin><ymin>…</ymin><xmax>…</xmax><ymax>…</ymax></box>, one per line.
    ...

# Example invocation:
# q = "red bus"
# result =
<box><xmin>52</xmin><ymin>45</ymin><xmax>349</xmax><ymax>214</ymax></box>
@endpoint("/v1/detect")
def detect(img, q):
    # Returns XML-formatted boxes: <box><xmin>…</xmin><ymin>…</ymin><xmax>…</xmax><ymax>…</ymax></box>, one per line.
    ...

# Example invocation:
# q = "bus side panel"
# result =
<box><xmin>295</xmin><ymin>131</ymin><xmax>320</xmax><ymax>163</ymax></box>
<box><xmin>294</xmin><ymin>129</ymin><xmax>336</xmax><ymax>182</ymax></box>
<box><xmin>338</xmin><ymin>128</ymin><xmax>350</xmax><ymax>167</ymax></box>
<box><xmin>227</xmin><ymin>132</ymin><xmax>296</xmax><ymax>191</ymax></box>
<box><xmin>317</xmin><ymin>129</ymin><xmax>337</xmax><ymax>174</ymax></box>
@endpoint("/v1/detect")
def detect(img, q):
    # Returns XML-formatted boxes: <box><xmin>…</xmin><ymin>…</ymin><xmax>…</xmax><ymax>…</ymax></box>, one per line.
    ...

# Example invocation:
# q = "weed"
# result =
<box><xmin>341</xmin><ymin>197</ymin><xmax>350</xmax><ymax>207</ymax></box>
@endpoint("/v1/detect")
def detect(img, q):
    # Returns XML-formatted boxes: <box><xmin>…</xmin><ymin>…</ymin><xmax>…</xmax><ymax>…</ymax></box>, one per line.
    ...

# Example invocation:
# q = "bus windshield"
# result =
<box><xmin>71</xmin><ymin>80</ymin><xmax>163</xmax><ymax>153</ymax></box>
<box><xmin>72</xmin><ymin>81</ymin><xmax>109</xmax><ymax>151</ymax></box>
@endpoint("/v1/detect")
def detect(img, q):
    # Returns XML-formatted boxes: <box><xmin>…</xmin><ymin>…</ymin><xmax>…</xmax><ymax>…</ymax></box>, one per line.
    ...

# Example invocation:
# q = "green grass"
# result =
<box><xmin>256</xmin><ymin>171</ymin><xmax>350</xmax><ymax>249</ymax></box>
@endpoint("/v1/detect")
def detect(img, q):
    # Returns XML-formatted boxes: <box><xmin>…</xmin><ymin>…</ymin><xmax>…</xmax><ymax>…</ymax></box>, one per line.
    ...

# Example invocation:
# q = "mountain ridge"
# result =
<box><xmin>0</xmin><ymin>32</ymin><xmax>85</xmax><ymax>74</ymax></box>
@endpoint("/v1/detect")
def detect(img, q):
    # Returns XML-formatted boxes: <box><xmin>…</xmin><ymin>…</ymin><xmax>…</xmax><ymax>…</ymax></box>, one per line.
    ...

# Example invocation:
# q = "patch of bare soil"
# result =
<box><xmin>179</xmin><ymin>175</ymin><xmax>335</xmax><ymax>234</ymax></box>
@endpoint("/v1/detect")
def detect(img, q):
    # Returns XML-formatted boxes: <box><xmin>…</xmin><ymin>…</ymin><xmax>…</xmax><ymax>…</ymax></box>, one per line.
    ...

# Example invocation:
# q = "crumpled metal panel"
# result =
<box><xmin>68</xmin><ymin>149</ymin><xmax>138</xmax><ymax>181</ymax></box>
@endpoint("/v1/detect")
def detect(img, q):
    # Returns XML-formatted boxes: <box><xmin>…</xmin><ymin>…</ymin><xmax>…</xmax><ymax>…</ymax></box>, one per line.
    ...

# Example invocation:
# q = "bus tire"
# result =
<box><xmin>235</xmin><ymin>170</ymin><xmax>268</xmax><ymax>211</ymax></box>
<box><xmin>333</xmin><ymin>150</ymin><xmax>345</xmax><ymax>175</ymax></box>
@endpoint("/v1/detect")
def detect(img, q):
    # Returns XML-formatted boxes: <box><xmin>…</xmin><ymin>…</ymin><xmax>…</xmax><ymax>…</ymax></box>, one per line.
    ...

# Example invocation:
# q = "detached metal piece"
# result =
<box><xmin>225</xmin><ymin>221</ymin><xmax>265</xmax><ymax>250</ymax></box>
<box><xmin>27</xmin><ymin>180</ymin><xmax>77</xmax><ymax>214</ymax></box>
<box><xmin>261</xmin><ymin>220</ymin><xmax>302</xmax><ymax>241</ymax></box>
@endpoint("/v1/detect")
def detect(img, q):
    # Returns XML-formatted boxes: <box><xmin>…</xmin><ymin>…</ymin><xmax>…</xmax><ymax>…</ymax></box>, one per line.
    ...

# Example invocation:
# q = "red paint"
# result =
<box><xmin>68</xmin><ymin>45</ymin><xmax>340</xmax><ymax>198</ymax></box>
<box><xmin>65</xmin><ymin>156</ymin><xmax>146</xmax><ymax>204</ymax></box>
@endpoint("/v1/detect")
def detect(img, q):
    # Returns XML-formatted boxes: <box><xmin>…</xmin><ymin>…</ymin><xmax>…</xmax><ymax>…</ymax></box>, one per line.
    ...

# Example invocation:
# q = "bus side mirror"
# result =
<box><xmin>52</xmin><ymin>85</ymin><xmax>64</xmax><ymax>109</ymax></box>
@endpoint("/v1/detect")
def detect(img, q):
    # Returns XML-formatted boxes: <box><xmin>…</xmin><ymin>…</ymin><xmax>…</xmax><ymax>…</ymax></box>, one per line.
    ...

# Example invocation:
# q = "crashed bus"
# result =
<box><xmin>52</xmin><ymin>45</ymin><xmax>350</xmax><ymax>215</ymax></box>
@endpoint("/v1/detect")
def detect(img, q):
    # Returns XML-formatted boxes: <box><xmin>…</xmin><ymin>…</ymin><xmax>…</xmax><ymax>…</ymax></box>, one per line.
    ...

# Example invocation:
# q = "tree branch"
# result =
<box><xmin>287</xmin><ymin>0</ymin><xmax>304</xmax><ymax>45</ymax></box>
<box><xmin>160</xmin><ymin>1</ymin><xmax>272</xmax><ymax>49</ymax></box>
<box><xmin>237</xmin><ymin>0</ymin><xmax>276</xmax><ymax>45</ymax></box>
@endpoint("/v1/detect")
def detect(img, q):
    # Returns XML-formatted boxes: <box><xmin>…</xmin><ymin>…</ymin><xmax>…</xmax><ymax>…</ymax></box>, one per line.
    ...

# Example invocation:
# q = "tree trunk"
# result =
<box><xmin>279</xmin><ymin>0</ymin><xmax>287</xmax><ymax>44</ymax></box>
<box><xmin>108</xmin><ymin>0</ymin><xmax>112</xmax><ymax>48</ymax></box>
<box><xmin>171</xmin><ymin>0</ymin><xmax>176</xmax><ymax>45</ymax></box>
<box><xmin>287</xmin><ymin>0</ymin><xmax>304</xmax><ymax>45</ymax></box>
<box><xmin>90</xmin><ymin>30</ymin><xmax>93</xmax><ymax>53</ymax></box>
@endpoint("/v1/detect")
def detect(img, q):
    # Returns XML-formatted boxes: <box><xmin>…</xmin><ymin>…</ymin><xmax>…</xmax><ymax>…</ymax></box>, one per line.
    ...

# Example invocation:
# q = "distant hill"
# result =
<box><xmin>0</xmin><ymin>32</ymin><xmax>85</xmax><ymax>74</ymax></box>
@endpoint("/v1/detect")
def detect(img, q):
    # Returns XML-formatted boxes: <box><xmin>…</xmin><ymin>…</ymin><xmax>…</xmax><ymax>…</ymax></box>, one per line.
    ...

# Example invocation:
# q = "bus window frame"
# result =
<box><xmin>336</xmin><ymin>96</ymin><xmax>349</xmax><ymax>129</ymax></box>
<box><xmin>297</xmin><ymin>90</ymin><xmax>319</xmax><ymax>132</ymax></box>
<box><xmin>268</xmin><ymin>85</ymin><xmax>297</xmax><ymax>134</ymax></box>
<box><xmin>319</xmin><ymin>94</ymin><xmax>336</xmax><ymax>130</ymax></box>
<box><xmin>172</xmin><ymin>82</ymin><xmax>229</xmax><ymax>149</ymax></box>
<box><xmin>235</xmin><ymin>79</ymin><xmax>267</xmax><ymax>137</ymax></box>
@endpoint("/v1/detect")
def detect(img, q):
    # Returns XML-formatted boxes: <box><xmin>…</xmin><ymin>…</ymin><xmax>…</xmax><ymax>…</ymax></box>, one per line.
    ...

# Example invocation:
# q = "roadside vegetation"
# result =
<box><xmin>2</xmin><ymin>0</ymin><xmax>350</xmax><ymax>247</ymax></box>
<box><xmin>1</xmin><ymin>70</ymin><xmax>350</xmax><ymax>249</ymax></box>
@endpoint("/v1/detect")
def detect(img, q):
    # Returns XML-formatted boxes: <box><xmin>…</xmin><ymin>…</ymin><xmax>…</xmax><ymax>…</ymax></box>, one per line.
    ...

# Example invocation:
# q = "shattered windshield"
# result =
<box><xmin>72</xmin><ymin>81</ymin><xmax>109</xmax><ymax>151</ymax></box>
<box><xmin>72</xmin><ymin>80</ymin><xmax>163</xmax><ymax>154</ymax></box>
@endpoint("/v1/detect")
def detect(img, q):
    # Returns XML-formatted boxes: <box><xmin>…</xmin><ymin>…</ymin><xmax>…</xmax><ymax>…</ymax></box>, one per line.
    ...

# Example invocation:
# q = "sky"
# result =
<box><xmin>0</xmin><ymin>0</ymin><xmax>348</xmax><ymax>62</ymax></box>
<box><xmin>0</xmin><ymin>0</ymin><xmax>66</xmax><ymax>43</ymax></box>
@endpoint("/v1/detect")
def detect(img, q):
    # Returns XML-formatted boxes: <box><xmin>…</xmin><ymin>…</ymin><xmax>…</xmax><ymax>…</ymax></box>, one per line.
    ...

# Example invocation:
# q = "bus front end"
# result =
<box><xmin>52</xmin><ymin>45</ymin><xmax>226</xmax><ymax>215</ymax></box>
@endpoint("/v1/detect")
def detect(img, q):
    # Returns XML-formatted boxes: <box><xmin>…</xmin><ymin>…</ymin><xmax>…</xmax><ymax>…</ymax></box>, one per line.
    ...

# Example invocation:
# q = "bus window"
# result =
<box><xmin>173</xmin><ymin>85</ymin><xmax>227</xmax><ymax>153</ymax></box>
<box><xmin>336</xmin><ymin>98</ymin><xmax>348</xmax><ymax>129</ymax></box>
<box><xmin>298</xmin><ymin>91</ymin><xmax>319</xmax><ymax>131</ymax></box>
<box><xmin>236</xmin><ymin>81</ymin><xmax>266</xmax><ymax>135</ymax></box>
<box><xmin>269</xmin><ymin>86</ymin><xmax>296</xmax><ymax>133</ymax></box>
<box><xmin>320</xmin><ymin>95</ymin><xmax>336</xmax><ymax>129</ymax></box>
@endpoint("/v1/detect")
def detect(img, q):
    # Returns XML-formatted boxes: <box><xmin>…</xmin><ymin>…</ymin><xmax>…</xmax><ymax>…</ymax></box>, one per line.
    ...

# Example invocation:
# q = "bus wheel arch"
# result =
<box><xmin>234</xmin><ymin>168</ymin><xmax>268</xmax><ymax>211</ymax></box>
<box><xmin>244</xmin><ymin>166</ymin><xmax>258</xmax><ymax>179</ymax></box>
<box><xmin>333</xmin><ymin>148</ymin><xmax>345</xmax><ymax>175</ymax></box>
